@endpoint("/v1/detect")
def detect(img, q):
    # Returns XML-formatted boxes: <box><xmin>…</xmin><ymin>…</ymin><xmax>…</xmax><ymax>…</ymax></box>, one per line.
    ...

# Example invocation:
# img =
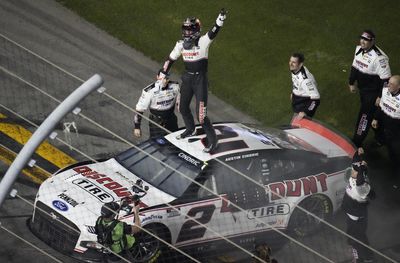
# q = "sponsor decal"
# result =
<box><xmin>256</xmin><ymin>218</ymin><xmax>284</xmax><ymax>227</ymax></box>
<box><xmin>356</xmin><ymin>114</ymin><xmax>368</xmax><ymax>135</ymax></box>
<box><xmin>141</xmin><ymin>214</ymin><xmax>163</xmax><ymax>223</ymax></box>
<box><xmin>355</xmin><ymin>59</ymin><xmax>368</xmax><ymax>69</ymax></box>
<box><xmin>72</xmin><ymin>178</ymin><xmax>114</xmax><ymax>203</ymax></box>
<box><xmin>58</xmin><ymin>193</ymin><xmax>79</xmax><ymax>207</ymax></box>
<box><xmin>256</xmin><ymin>222</ymin><xmax>267</xmax><ymax>228</ymax></box>
<box><xmin>178</xmin><ymin>152</ymin><xmax>201</xmax><ymax>167</ymax></box>
<box><xmin>167</xmin><ymin>208</ymin><xmax>181</xmax><ymax>218</ymax></box>
<box><xmin>73</xmin><ymin>166</ymin><xmax>132</xmax><ymax>198</ymax></box>
<box><xmin>156</xmin><ymin>98</ymin><xmax>174</xmax><ymax>106</ymax></box>
<box><xmin>182</xmin><ymin>51</ymin><xmax>200</xmax><ymax>58</ymax></box>
<box><xmin>52</xmin><ymin>200</ymin><xmax>68</xmax><ymax>212</ymax></box>
<box><xmin>382</xmin><ymin>102</ymin><xmax>396</xmax><ymax>113</ymax></box>
<box><xmin>238</xmin><ymin>236</ymin><xmax>256</xmax><ymax>244</ymax></box>
<box><xmin>248</xmin><ymin>204</ymin><xmax>290</xmax><ymax>219</ymax></box>
<box><xmin>308</xmin><ymin>101</ymin><xmax>316</xmax><ymax>110</ymax></box>
<box><xmin>267</xmin><ymin>174</ymin><xmax>328</xmax><ymax>201</ymax></box>
<box><xmin>198</xmin><ymin>101</ymin><xmax>207</xmax><ymax>124</ymax></box>
<box><xmin>225</xmin><ymin>152</ymin><xmax>259</xmax><ymax>162</ymax></box>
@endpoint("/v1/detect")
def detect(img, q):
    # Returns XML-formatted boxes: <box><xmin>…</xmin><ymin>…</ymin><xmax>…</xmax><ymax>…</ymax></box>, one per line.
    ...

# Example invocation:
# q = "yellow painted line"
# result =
<box><xmin>0</xmin><ymin>123</ymin><xmax>76</xmax><ymax>168</ymax></box>
<box><xmin>0</xmin><ymin>145</ymin><xmax>50</xmax><ymax>184</ymax></box>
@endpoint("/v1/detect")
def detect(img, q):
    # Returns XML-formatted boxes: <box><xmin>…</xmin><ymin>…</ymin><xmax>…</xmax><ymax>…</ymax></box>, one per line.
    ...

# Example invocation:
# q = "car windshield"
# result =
<box><xmin>115</xmin><ymin>141</ymin><xmax>201</xmax><ymax>198</ymax></box>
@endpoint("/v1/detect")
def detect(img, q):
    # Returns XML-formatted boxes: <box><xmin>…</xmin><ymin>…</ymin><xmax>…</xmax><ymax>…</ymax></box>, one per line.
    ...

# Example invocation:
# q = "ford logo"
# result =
<box><xmin>52</xmin><ymin>200</ymin><xmax>68</xmax><ymax>212</ymax></box>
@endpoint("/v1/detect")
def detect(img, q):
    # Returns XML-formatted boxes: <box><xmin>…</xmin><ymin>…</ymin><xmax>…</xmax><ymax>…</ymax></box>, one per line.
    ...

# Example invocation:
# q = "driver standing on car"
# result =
<box><xmin>158</xmin><ymin>9</ymin><xmax>227</xmax><ymax>153</ymax></box>
<box><xmin>133</xmin><ymin>71</ymin><xmax>180</xmax><ymax>140</ymax></box>
<box><xmin>95</xmin><ymin>201</ymin><xmax>141</xmax><ymax>257</ymax></box>
<box><xmin>289</xmin><ymin>53</ymin><xmax>320</xmax><ymax>119</ymax></box>
<box><xmin>341</xmin><ymin>149</ymin><xmax>375</xmax><ymax>262</ymax></box>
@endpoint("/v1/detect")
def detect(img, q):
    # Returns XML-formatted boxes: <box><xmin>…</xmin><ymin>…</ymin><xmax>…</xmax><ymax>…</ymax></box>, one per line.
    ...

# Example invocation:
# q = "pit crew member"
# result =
<box><xmin>348</xmin><ymin>30</ymin><xmax>391</xmax><ymax>148</ymax></box>
<box><xmin>372</xmin><ymin>75</ymin><xmax>400</xmax><ymax>178</ymax></box>
<box><xmin>341</xmin><ymin>150</ymin><xmax>374</xmax><ymax>262</ymax></box>
<box><xmin>289</xmin><ymin>53</ymin><xmax>320</xmax><ymax>119</ymax></box>
<box><xmin>133</xmin><ymin>71</ymin><xmax>180</xmax><ymax>139</ymax></box>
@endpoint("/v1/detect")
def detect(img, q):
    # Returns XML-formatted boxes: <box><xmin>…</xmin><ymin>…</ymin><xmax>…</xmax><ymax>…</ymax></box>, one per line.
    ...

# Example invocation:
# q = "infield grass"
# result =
<box><xmin>57</xmin><ymin>0</ymin><xmax>400</xmax><ymax>139</ymax></box>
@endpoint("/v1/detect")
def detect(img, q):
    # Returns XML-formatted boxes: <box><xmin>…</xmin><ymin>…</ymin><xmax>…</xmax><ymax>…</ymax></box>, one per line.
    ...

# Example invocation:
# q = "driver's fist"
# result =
<box><xmin>216</xmin><ymin>9</ymin><xmax>227</xmax><ymax>26</ymax></box>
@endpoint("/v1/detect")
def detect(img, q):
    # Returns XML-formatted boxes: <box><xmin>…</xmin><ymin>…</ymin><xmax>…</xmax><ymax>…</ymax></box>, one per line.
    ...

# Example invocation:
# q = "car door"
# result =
<box><xmin>171</xmin><ymin>172</ymin><xmax>223</xmax><ymax>247</ymax></box>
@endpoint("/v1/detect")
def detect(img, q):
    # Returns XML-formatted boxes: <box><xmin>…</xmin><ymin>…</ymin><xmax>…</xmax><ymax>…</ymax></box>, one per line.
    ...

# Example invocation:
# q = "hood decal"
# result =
<box><xmin>52</xmin><ymin>200</ymin><xmax>69</xmax><ymax>212</ymax></box>
<box><xmin>72</xmin><ymin>178</ymin><xmax>115</xmax><ymax>203</ymax></box>
<box><xmin>73</xmin><ymin>166</ymin><xmax>133</xmax><ymax>198</ymax></box>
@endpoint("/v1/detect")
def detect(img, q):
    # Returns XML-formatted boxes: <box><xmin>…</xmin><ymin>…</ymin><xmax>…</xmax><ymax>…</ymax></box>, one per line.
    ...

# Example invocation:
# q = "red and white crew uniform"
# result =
<box><xmin>291</xmin><ymin>66</ymin><xmax>320</xmax><ymax>118</ymax></box>
<box><xmin>133</xmin><ymin>79</ymin><xmax>180</xmax><ymax>139</ymax></box>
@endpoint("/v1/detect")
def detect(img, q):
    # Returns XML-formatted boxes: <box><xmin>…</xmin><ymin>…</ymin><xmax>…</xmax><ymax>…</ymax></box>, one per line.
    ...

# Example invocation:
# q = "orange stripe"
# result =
<box><xmin>291</xmin><ymin>118</ymin><xmax>356</xmax><ymax>157</ymax></box>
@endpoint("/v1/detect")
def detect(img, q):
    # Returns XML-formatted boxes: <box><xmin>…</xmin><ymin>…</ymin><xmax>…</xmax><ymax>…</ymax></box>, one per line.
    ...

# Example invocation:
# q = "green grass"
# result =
<box><xmin>57</xmin><ymin>0</ymin><xmax>400</xmax><ymax>139</ymax></box>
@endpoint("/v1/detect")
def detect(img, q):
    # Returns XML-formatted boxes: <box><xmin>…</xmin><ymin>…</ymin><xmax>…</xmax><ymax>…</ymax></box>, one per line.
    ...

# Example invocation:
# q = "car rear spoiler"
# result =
<box><xmin>290</xmin><ymin>117</ymin><xmax>356</xmax><ymax>158</ymax></box>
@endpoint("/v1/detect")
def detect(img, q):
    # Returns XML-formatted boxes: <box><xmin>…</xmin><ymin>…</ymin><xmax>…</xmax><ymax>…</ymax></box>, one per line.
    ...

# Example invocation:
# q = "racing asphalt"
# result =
<box><xmin>0</xmin><ymin>0</ymin><xmax>399</xmax><ymax>263</ymax></box>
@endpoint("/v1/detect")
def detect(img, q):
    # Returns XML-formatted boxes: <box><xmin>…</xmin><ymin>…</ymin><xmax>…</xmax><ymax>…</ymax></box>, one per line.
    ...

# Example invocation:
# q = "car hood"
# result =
<box><xmin>35</xmin><ymin>158</ymin><xmax>175</xmax><ymax>230</ymax></box>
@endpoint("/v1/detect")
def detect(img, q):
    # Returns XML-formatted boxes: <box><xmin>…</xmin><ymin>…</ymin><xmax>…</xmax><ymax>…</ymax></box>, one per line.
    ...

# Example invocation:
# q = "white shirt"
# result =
<box><xmin>345</xmin><ymin>177</ymin><xmax>370</xmax><ymax>203</ymax></box>
<box><xmin>379</xmin><ymin>87</ymin><xmax>400</xmax><ymax>119</ymax></box>
<box><xmin>168</xmin><ymin>34</ymin><xmax>213</xmax><ymax>63</ymax></box>
<box><xmin>136</xmin><ymin>81</ymin><xmax>180</xmax><ymax>112</ymax></box>
<box><xmin>291</xmin><ymin>66</ymin><xmax>320</xmax><ymax>99</ymax></box>
<box><xmin>351</xmin><ymin>45</ymin><xmax>391</xmax><ymax>79</ymax></box>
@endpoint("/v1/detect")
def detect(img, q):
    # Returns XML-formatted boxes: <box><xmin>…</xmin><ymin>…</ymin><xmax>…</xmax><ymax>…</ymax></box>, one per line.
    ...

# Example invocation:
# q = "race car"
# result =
<box><xmin>29</xmin><ymin>118</ymin><xmax>355</xmax><ymax>262</ymax></box>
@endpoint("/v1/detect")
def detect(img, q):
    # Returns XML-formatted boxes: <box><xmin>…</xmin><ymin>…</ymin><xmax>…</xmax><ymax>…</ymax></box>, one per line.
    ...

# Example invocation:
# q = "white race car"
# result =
<box><xmin>29</xmin><ymin>118</ymin><xmax>355</xmax><ymax>262</ymax></box>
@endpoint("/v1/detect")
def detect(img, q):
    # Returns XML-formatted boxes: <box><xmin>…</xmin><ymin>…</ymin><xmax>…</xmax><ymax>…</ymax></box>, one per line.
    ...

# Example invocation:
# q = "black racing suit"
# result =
<box><xmin>161</xmin><ymin>23</ymin><xmax>223</xmax><ymax>147</ymax></box>
<box><xmin>349</xmin><ymin>45</ymin><xmax>391</xmax><ymax>147</ymax></box>
<box><xmin>134</xmin><ymin>81</ymin><xmax>180</xmax><ymax>139</ymax></box>
<box><xmin>375</xmin><ymin>88</ymin><xmax>400</xmax><ymax>177</ymax></box>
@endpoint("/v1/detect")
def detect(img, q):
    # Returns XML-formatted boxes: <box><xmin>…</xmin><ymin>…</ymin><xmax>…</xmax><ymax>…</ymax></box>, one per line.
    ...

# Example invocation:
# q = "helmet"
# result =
<box><xmin>182</xmin><ymin>17</ymin><xmax>201</xmax><ymax>40</ymax></box>
<box><xmin>101</xmin><ymin>202</ymin><xmax>120</xmax><ymax>218</ymax></box>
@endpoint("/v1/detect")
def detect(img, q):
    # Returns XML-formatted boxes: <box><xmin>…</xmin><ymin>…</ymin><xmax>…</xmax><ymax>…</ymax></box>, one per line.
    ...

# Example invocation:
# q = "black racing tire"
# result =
<box><xmin>288</xmin><ymin>194</ymin><xmax>332</xmax><ymax>237</ymax></box>
<box><xmin>128</xmin><ymin>224</ymin><xmax>169</xmax><ymax>263</ymax></box>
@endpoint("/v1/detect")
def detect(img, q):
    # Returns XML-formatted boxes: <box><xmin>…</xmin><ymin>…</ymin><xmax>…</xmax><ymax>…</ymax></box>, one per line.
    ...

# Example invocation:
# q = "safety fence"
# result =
<box><xmin>0</xmin><ymin>33</ymin><xmax>398</xmax><ymax>263</ymax></box>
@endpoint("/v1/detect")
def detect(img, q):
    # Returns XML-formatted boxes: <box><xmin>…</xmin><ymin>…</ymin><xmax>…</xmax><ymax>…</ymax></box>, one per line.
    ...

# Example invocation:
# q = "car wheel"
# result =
<box><xmin>288</xmin><ymin>194</ymin><xmax>332</xmax><ymax>237</ymax></box>
<box><xmin>128</xmin><ymin>224</ymin><xmax>168</xmax><ymax>263</ymax></box>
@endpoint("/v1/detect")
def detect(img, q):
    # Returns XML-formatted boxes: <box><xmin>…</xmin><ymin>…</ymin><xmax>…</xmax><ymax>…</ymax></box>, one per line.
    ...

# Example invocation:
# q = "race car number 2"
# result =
<box><xmin>176</xmin><ymin>204</ymin><xmax>216</xmax><ymax>243</ymax></box>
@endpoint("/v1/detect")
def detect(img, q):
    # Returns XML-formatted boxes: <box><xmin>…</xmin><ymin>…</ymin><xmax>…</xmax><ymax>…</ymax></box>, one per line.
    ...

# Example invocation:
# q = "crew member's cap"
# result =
<box><xmin>360</xmin><ymin>30</ymin><xmax>375</xmax><ymax>41</ymax></box>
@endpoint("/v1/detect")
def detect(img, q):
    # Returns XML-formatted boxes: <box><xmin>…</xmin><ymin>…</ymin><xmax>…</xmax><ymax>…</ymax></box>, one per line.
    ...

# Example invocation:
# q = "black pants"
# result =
<box><xmin>346</xmin><ymin>213</ymin><xmax>373</xmax><ymax>260</ymax></box>
<box><xmin>292</xmin><ymin>99</ymin><xmax>320</xmax><ymax>118</ymax></box>
<box><xmin>149</xmin><ymin>113</ymin><xmax>178</xmax><ymax>139</ymax></box>
<box><xmin>352</xmin><ymin>91</ymin><xmax>384</xmax><ymax>147</ymax></box>
<box><xmin>180</xmin><ymin>71</ymin><xmax>217</xmax><ymax>145</ymax></box>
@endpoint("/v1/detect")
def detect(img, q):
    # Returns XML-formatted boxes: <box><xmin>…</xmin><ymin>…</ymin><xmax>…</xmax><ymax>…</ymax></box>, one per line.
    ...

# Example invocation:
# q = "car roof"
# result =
<box><xmin>164</xmin><ymin>122</ymin><xmax>282</xmax><ymax>162</ymax></box>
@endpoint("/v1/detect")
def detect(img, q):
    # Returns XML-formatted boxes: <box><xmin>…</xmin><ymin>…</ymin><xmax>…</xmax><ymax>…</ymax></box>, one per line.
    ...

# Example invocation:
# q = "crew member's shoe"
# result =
<box><xmin>176</xmin><ymin>129</ymin><xmax>196</xmax><ymax>140</ymax></box>
<box><xmin>203</xmin><ymin>142</ymin><xmax>218</xmax><ymax>153</ymax></box>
